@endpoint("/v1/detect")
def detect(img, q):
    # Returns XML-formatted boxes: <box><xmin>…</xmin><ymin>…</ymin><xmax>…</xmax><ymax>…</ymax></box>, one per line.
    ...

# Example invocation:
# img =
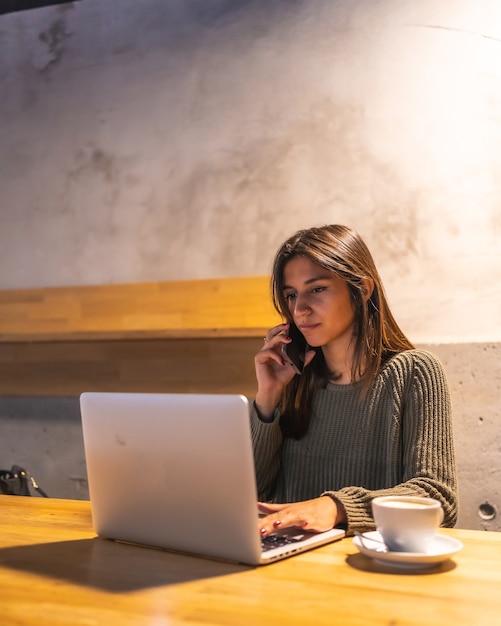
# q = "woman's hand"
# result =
<box><xmin>258</xmin><ymin>497</ymin><xmax>345</xmax><ymax>536</ymax></box>
<box><xmin>254</xmin><ymin>323</ymin><xmax>315</xmax><ymax>419</ymax></box>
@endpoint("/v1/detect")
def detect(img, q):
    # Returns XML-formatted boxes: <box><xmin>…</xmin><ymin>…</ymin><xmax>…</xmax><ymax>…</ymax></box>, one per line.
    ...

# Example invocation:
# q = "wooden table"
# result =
<box><xmin>1</xmin><ymin>496</ymin><xmax>500</xmax><ymax>626</ymax></box>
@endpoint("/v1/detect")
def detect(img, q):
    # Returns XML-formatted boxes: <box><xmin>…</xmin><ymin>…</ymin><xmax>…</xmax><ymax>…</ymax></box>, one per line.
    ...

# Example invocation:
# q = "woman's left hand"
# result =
<box><xmin>258</xmin><ymin>496</ymin><xmax>344</xmax><ymax>537</ymax></box>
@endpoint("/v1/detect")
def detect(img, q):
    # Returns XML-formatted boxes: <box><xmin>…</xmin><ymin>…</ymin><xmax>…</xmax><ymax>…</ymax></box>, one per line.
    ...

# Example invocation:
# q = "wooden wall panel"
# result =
<box><xmin>0</xmin><ymin>277</ymin><xmax>279</xmax><ymax>396</ymax></box>
<box><xmin>0</xmin><ymin>338</ymin><xmax>262</xmax><ymax>397</ymax></box>
<box><xmin>0</xmin><ymin>277</ymin><xmax>279</xmax><ymax>341</ymax></box>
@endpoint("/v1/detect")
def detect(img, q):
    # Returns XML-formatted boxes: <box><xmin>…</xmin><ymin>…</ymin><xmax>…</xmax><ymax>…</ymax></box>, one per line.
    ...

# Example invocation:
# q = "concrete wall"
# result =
<box><xmin>0</xmin><ymin>0</ymin><xmax>500</xmax><ymax>529</ymax></box>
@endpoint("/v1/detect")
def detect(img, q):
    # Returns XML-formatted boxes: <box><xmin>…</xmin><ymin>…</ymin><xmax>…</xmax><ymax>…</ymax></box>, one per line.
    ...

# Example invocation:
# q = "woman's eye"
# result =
<box><xmin>312</xmin><ymin>286</ymin><xmax>326</xmax><ymax>293</ymax></box>
<box><xmin>284</xmin><ymin>293</ymin><xmax>296</xmax><ymax>301</ymax></box>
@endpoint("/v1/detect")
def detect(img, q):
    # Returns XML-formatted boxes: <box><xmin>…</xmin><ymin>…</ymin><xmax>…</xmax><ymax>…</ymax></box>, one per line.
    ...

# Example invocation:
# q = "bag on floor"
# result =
<box><xmin>0</xmin><ymin>464</ymin><xmax>48</xmax><ymax>497</ymax></box>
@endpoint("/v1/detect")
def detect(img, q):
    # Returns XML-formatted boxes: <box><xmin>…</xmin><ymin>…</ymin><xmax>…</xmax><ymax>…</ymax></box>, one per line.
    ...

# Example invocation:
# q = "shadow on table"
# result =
<box><xmin>346</xmin><ymin>552</ymin><xmax>458</xmax><ymax>575</ymax></box>
<box><xmin>0</xmin><ymin>537</ymin><xmax>251</xmax><ymax>592</ymax></box>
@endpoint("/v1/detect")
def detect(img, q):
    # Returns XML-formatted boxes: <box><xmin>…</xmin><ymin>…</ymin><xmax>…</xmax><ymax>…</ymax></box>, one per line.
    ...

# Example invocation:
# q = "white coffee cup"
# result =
<box><xmin>371</xmin><ymin>496</ymin><xmax>444</xmax><ymax>553</ymax></box>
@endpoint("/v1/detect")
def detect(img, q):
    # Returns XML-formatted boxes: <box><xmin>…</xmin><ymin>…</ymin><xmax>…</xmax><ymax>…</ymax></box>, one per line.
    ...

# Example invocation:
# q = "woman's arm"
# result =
<box><xmin>250</xmin><ymin>402</ymin><xmax>283</xmax><ymax>501</ymax></box>
<box><xmin>251</xmin><ymin>323</ymin><xmax>316</xmax><ymax>499</ymax></box>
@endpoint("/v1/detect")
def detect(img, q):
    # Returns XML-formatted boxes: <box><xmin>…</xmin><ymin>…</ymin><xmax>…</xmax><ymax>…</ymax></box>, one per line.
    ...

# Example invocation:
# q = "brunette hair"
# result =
<box><xmin>271</xmin><ymin>224</ymin><xmax>414</xmax><ymax>438</ymax></box>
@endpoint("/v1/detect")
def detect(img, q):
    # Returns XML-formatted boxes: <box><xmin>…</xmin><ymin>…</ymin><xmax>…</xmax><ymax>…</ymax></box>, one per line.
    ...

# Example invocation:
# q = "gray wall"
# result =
<box><xmin>0</xmin><ymin>0</ymin><xmax>500</xmax><ymax>529</ymax></box>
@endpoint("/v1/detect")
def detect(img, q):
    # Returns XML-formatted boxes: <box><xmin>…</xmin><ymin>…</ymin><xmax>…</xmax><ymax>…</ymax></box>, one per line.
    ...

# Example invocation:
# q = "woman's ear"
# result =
<box><xmin>361</xmin><ymin>278</ymin><xmax>375</xmax><ymax>302</ymax></box>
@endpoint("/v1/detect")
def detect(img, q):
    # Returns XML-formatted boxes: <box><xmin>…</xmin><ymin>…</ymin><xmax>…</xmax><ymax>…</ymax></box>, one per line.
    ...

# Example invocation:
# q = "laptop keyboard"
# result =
<box><xmin>260</xmin><ymin>533</ymin><xmax>306</xmax><ymax>552</ymax></box>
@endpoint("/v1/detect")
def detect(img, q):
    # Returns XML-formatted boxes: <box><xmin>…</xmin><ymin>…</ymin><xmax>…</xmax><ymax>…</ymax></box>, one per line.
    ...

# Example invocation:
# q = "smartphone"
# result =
<box><xmin>282</xmin><ymin>323</ymin><xmax>308</xmax><ymax>375</ymax></box>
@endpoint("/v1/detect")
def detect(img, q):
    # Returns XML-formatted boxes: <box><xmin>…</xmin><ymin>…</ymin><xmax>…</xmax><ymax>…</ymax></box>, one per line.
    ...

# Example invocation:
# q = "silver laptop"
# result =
<box><xmin>79</xmin><ymin>392</ymin><xmax>345</xmax><ymax>565</ymax></box>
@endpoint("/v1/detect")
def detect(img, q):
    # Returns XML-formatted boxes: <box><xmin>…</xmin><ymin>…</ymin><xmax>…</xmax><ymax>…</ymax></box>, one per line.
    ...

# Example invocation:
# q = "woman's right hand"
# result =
<box><xmin>254</xmin><ymin>323</ymin><xmax>314</xmax><ymax>420</ymax></box>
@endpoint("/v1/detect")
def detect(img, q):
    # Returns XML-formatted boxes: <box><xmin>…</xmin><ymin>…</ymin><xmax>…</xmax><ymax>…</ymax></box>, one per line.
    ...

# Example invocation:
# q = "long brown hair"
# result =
<box><xmin>271</xmin><ymin>224</ymin><xmax>414</xmax><ymax>439</ymax></box>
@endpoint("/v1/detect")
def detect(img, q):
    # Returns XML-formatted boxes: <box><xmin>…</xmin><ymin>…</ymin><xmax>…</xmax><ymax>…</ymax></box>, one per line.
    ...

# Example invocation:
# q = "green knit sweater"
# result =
<box><xmin>250</xmin><ymin>349</ymin><xmax>458</xmax><ymax>534</ymax></box>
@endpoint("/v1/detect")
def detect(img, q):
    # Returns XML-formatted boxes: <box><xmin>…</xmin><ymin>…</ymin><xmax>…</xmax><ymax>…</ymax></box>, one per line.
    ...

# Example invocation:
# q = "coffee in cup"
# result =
<box><xmin>371</xmin><ymin>496</ymin><xmax>444</xmax><ymax>553</ymax></box>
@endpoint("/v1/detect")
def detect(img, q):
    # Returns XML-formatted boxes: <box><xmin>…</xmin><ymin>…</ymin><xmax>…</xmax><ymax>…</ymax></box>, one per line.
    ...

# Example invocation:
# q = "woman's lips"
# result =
<box><xmin>298</xmin><ymin>323</ymin><xmax>319</xmax><ymax>334</ymax></box>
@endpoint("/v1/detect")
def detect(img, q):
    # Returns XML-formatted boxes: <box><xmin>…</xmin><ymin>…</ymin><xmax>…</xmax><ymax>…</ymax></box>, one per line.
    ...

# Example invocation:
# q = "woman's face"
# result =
<box><xmin>282</xmin><ymin>256</ymin><xmax>356</xmax><ymax>350</ymax></box>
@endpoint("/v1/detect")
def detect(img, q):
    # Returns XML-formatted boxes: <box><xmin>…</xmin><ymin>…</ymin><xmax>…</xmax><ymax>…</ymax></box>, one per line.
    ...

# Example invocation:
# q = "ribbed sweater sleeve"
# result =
<box><xmin>250</xmin><ymin>349</ymin><xmax>458</xmax><ymax>535</ymax></box>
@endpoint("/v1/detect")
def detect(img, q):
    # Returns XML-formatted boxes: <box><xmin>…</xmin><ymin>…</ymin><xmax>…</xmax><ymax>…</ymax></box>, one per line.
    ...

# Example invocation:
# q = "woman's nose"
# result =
<box><xmin>293</xmin><ymin>294</ymin><xmax>310</xmax><ymax>315</ymax></box>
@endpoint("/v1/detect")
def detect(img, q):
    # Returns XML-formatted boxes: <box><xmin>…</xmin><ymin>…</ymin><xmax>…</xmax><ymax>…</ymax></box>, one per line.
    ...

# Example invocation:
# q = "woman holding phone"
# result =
<box><xmin>252</xmin><ymin>224</ymin><xmax>458</xmax><ymax>537</ymax></box>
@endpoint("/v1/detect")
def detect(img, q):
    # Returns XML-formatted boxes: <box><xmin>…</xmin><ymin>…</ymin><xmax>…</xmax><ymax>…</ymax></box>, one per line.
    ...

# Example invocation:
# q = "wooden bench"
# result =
<box><xmin>0</xmin><ymin>277</ymin><xmax>280</xmax><ymax>397</ymax></box>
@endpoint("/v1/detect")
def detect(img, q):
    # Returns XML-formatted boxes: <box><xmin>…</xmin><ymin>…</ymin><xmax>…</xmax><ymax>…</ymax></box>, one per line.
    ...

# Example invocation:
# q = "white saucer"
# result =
<box><xmin>353</xmin><ymin>531</ymin><xmax>463</xmax><ymax>570</ymax></box>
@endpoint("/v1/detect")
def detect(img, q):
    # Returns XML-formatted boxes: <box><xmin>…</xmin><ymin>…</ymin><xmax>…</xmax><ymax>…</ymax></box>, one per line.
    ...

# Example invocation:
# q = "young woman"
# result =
<box><xmin>252</xmin><ymin>224</ymin><xmax>458</xmax><ymax>537</ymax></box>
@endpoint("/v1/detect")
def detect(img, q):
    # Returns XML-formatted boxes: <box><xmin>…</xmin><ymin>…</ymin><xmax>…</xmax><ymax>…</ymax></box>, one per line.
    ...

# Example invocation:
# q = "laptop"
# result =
<box><xmin>79</xmin><ymin>392</ymin><xmax>345</xmax><ymax>565</ymax></box>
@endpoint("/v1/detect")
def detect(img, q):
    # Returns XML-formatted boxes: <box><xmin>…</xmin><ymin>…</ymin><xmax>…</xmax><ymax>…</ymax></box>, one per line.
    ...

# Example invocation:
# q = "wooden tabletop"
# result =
<box><xmin>1</xmin><ymin>496</ymin><xmax>501</xmax><ymax>626</ymax></box>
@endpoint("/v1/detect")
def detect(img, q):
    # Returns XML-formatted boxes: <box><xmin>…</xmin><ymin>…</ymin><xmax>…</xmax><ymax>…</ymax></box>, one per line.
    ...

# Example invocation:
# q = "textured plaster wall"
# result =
<box><xmin>0</xmin><ymin>0</ymin><xmax>500</xmax><ymax>528</ymax></box>
<box><xmin>0</xmin><ymin>0</ymin><xmax>500</xmax><ymax>343</ymax></box>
